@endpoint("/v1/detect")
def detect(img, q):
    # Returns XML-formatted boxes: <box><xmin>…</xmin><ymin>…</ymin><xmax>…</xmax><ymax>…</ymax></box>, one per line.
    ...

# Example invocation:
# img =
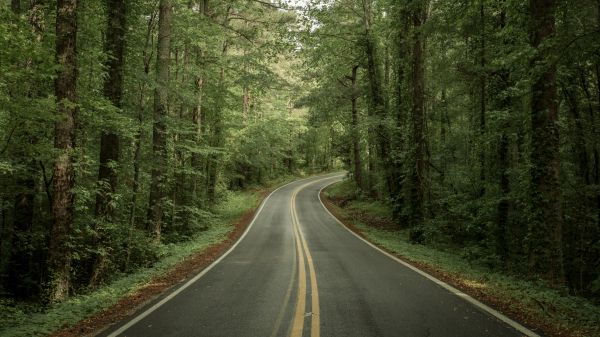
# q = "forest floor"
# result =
<box><xmin>0</xmin><ymin>173</ymin><xmax>311</xmax><ymax>337</ymax></box>
<box><xmin>321</xmin><ymin>180</ymin><xmax>600</xmax><ymax>337</ymax></box>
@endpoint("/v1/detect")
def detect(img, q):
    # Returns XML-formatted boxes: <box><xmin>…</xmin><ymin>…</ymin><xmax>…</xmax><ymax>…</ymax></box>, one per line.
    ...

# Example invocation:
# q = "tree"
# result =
<box><xmin>147</xmin><ymin>0</ymin><xmax>173</xmax><ymax>243</ymax></box>
<box><xmin>48</xmin><ymin>0</ymin><xmax>78</xmax><ymax>302</ymax></box>
<box><xmin>527</xmin><ymin>0</ymin><xmax>563</xmax><ymax>284</ymax></box>
<box><xmin>90</xmin><ymin>0</ymin><xmax>127</xmax><ymax>288</ymax></box>
<box><xmin>409</xmin><ymin>0</ymin><xmax>427</xmax><ymax>226</ymax></box>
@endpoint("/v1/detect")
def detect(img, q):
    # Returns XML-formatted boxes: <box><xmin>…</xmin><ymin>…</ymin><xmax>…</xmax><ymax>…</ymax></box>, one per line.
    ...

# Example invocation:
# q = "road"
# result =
<box><xmin>102</xmin><ymin>173</ymin><xmax>537</xmax><ymax>337</ymax></box>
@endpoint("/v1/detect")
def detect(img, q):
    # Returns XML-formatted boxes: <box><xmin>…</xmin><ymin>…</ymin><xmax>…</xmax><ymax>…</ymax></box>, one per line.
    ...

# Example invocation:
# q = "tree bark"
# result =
<box><xmin>147</xmin><ymin>0</ymin><xmax>172</xmax><ymax>243</ymax></box>
<box><xmin>440</xmin><ymin>89</ymin><xmax>448</xmax><ymax>186</ymax></box>
<box><xmin>206</xmin><ymin>6</ymin><xmax>231</xmax><ymax>204</ymax></box>
<box><xmin>49</xmin><ymin>0</ymin><xmax>78</xmax><ymax>302</ymax></box>
<box><xmin>350</xmin><ymin>65</ymin><xmax>363</xmax><ymax>189</ymax></box>
<box><xmin>390</xmin><ymin>6</ymin><xmax>410</xmax><ymax>223</ymax></box>
<box><xmin>528</xmin><ymin>0</ymin><xmax>564</xmax><ymax>284</ymax></box>
<box><xmin>191</xmin><ymin>0</ymin><xmax>207</xmax><ymax>201</ymax></box>
<box><xmin>495</xmin><ymin>6</ymin><xmax>511</xmax><ymax>263</ymax></box>
<box><xmin>410</xmin><ymin>0</ymin><xmax>427</xmax><ymax>225</ymax></box>
<box><xmin>89</xmin><ymin>0</ymin><xmax>127</xmax><ymax>288</ymax></box>
<box><xmin>478</xmin><ymin>0</ymin><xmax>486</xmax><ymax>197</ymax></box>
<box><xmin>362</xmin><ymin>0</ymin><xmax>390</xmax><ymax>197</ymax></box>
<box><xmin>95</xmin><ymin>0</ymin><xmax>126</xmax><ymax>219</ymax></box>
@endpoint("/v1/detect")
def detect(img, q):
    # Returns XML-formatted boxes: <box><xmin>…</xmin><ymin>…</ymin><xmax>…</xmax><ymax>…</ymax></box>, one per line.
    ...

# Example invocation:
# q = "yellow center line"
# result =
<box><xmin>290</xmin><ymin>197</ymin><xmax>307</xmax><ymax>337</ymax></box>
<box><xmin>290</xmin><ymin>180</ymin><xmax>322</xmax><ymax>337</ymax></box>
<box><xmin>269</xmin><ymin>227</ymin><xmax>297</xmax><ymax>337</ymax></box>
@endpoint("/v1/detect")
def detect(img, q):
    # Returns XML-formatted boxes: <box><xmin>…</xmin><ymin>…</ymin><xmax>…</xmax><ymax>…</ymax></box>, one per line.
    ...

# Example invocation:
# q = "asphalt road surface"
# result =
<box><xmin>102</xmin><ymin>173</ymin><xmax>538</xmax><ymax>337</ymax></box>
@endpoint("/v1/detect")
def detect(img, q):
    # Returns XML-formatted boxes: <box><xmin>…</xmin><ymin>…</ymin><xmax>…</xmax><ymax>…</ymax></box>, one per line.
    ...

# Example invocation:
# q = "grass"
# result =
<box><xmin>0</xmin><ymin>174</ymin><xmax>306</xmax><ymax>337</ymax></box>
<box><xmin>323</xmin><ymin>179</ymin><xmax>600</xmax><ymax>337</ymax></box>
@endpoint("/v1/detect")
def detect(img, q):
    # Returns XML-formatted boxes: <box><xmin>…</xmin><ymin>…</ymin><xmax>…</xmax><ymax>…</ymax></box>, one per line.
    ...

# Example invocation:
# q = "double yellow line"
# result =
<box><xmin>290</xmin><ymin>182</ymin><xmax>320</xmax><ymax>337</ymax></box>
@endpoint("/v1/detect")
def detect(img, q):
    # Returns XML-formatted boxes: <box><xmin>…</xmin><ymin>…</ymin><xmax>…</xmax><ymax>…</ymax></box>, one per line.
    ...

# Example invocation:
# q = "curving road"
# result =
<box><xmin>102</xmin><ymin>173</ymin><xmax>538</xmax><ymax>337</ymax></box>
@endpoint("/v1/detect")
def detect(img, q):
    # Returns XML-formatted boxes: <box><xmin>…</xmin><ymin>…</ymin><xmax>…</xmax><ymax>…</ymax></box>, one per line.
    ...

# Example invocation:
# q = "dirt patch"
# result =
<box><xmin>50</xmin><ymin>189</ymin><xmax>271</xmax><ymax>337</ymax></box>
<box><xmin>321</xmin><ymin>191</ymin><xmax>589</xmax><ymax>337</ymax></box>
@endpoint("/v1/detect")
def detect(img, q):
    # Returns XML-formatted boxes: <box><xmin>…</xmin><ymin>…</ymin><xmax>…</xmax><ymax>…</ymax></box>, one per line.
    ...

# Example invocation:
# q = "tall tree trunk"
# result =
<box><xmin>129</xmin><ymin>10</ymin><xmax>157</xmax><ymax>234</ymax></box>
<box><xmin>191</xmin><ymin>0</ymin><xmax>207</xmax><ymax>201</ymax></box>
<box><xmin>48</xmin><ymin>0</ymin><xmax>78</xmax><ymax>302</ymax></box>
<box><xmin>206</xmin><ymin>6</ymin><xmax>231</xmax><ymax>204</ymax></box>
<box><xmin>95</xmin><ymin>0</ymin><xmax>126</xmax><ymax>219</ymax></box>
<box><xmin>362</xmin><ymin>0</ymin><xmax>390</xmax><ymax>197</ymax></box>
<box><xmin>89</xmin><ymin>0</ymin><xmax>127</xmax><ymax>288</ymax></box>
<box><xmin>528</xmin><ymin>0</ymin><xmax>564</xmax><ymax>284</ymax></box>
<box><xmin>147</xmin><ymin>0</ymin><xmax>172</xmax><ymax>243</ymax></box>
<box><xmin>495</xmin><ymin>5</ymin><xmax>512</xmax><ymax>262</ymax></box>
<box><xmin>562</xmin><ymin>81</ymin><xmax>592</xmax><ymax>291</ymax></box>
<box><xmin>410</xmin><ymin>0</ymin><xmax>427</xmax><ymax>226</ymax></box>
<box><xmin>440</xmin><ymin>89</ymin><xmax>448</xmax><ymax>186</ymax></box>
<box><xmin>478</xmin><ymin>0</ymin><xmax>486</xmax><ymax>197</ymax></box>
<box><xmin>391</xmin><ymin>7</ymin><xmax>409</xmax><ymax>223</ymax></box>
<box><xmin>350</xmin><ymin>65</ymin><xmax>363</xmax><ymax>189</ymax></box>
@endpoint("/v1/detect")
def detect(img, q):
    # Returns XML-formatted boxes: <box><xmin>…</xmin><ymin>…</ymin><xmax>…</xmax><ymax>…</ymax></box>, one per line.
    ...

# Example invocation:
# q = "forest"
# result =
<box><xmin>300</xmin><ymin>0</ymin><xmax>600</xmax><ymax>296</ymax></box>
<box><xmin>1</xmin><ymin>0</ymin><xmax>600</xmax><ymax>335</ymax></box>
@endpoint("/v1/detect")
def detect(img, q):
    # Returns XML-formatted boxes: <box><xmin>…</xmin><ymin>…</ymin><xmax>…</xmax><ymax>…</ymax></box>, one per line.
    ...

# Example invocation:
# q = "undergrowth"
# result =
<box><xmin>0</xmin><ymin>189</ymin><xmax>262</xmax><ymax>337</ymax></box>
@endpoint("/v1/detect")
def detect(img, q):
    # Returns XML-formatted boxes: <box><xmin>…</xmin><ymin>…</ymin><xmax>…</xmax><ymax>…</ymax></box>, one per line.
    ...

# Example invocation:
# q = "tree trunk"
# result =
<box><xmin>478</xmin><ymin>0</ymin><xmax>486</xmax><ymax>197</ymax></box>
<box><xmin>147</xmin><ymin>0</ymin><xmax>172</xmax><ymax>243</ymax></box>
<box><xmin>129</xmin><ymin>10</ymin><xmax>157</xmax><ymax>237</ymax></box>
<box><xmin>410</xmin><ymin>1</ymin><xmax>427</xmax><ymax>226</ymax></box>
<box><xmin>191</xmin><ymin>0</ymin><xmax>207</xmax><ymax>201</ymax></box>
<box><xmin>89</xmin><ymin>0</ymin><xmax>126</xmax><ymax>288</ymax></box>
<box><xmin>95</xmin><ymin>0</ymin><xmax>126</xmax><ymax>219</ymax></box>
<box><xmin>362</xmin><ymin>0</ymin><xmax>390</xmax><ymax>197</ymax></box>
<box><xmin>207</xmin><ymin>6</ymin><xmax>231</xmax><ymax>204</ymax></box>
<box><xmin>391</xmin><ymin>8</ymin><xmax>409</xmax><ymax>223</ymax></box>
<box><xmin>350</xmin><ymin>65</ymin><xmax>363</xmax><ymax>189</ymax></box>
<box><xmin>494</xmin><ymin>3</ymin><xmax>511</xmax><ymax>263</ymax></box>
<box><xmin>440</xmin><ymin>89</ymin><xmax>448</xmax><ymax>186</ymax></box>
<box><xmin>528</xmin><ymin>0</ymin><xmax>564</xmax><ymax>284</ymax></box>
<box><xmin>497</xmin><ymin>132</ymin><xmax>510</xmax><ymax>259</ymax></box>
<box><xmin>48</xmin><ymin>0</ymin><xmax>78</xmax><ymax>302</ymax></box>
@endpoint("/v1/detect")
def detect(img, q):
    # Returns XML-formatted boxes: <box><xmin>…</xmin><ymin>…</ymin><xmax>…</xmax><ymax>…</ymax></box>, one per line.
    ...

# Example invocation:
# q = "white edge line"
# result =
<box><xmin>107</xmin><ymin>173</ymin><xmax>339</xmax><ymax>337</ymax></box>
<box><xmin>317</xmin><ymin>178</ymin><xmax>540</xmax><ymax>337</ymax></box>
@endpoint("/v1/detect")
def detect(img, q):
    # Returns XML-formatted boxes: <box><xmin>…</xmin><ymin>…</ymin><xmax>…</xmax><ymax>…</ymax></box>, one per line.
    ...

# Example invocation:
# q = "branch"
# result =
<box><xmin>314</xmin><ymin>32</ymin><xmax>359</xmax><ymax>43</ymax></box>
<box><xmin>250</xmin><ymin>0</ymin><xmax>288</xmax><ymax>10</ymax></box>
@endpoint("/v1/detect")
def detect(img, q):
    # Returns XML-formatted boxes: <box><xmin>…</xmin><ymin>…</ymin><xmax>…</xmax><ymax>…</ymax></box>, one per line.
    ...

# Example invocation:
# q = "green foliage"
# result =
<box><xmin>301</xmin><ymin>0</ymin><xmax>600</xmax><ymax>304</ymax></box>
<box><xmin>327</xmin><ymin>180</ymin><xmax>600</xmax><ymax>336</ymax></box>
<box><xmin>0</xmin><ymin>189</ymin><xmax>260</xmax><ymax>337</ymax></box>
<box><xmin>0</xmin><ymin>0</ymin><xmax>317</xmax><ymax>313</ymax></box>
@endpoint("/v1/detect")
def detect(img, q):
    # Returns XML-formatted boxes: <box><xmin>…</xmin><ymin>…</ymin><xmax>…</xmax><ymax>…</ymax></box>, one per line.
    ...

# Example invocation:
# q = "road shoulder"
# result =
<box><xmin>320</xmin><ymin>180</ymin><xmax>600</xmax><ymax>337</ymax></box>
